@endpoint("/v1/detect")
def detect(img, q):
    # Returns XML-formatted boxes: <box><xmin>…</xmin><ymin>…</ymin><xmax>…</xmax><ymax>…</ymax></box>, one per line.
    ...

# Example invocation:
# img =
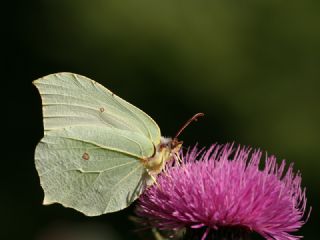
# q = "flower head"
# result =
<box><xmin>136</xmin><ymin>144</ymin><xmax>309</xmax><ymax>240</ymax></box>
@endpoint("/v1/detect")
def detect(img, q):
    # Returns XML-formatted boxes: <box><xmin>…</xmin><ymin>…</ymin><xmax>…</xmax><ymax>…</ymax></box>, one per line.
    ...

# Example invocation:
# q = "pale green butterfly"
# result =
<box><xmin>33</xmin><ymin>72</ymin><xmax>203</xmax><ymax>216</ymax></box>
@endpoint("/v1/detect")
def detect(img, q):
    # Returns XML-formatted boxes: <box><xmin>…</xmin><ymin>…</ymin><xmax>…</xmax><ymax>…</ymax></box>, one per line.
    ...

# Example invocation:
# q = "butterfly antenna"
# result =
<box><xmin>174</xmin><ymin>113</ymin><xmax>204</xmax><ymax>139</ymax></box>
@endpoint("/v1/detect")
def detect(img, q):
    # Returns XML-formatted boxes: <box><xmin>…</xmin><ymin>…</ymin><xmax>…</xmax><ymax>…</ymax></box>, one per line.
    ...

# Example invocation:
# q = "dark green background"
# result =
<box><xmin>5</xmin><ymin>0</ymin><xmax>319</xmax><ymax>239</ymax></box>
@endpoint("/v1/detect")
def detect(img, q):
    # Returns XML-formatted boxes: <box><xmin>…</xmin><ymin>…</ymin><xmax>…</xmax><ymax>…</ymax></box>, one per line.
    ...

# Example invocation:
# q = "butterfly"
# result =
<box><xmin>34</xmin><ymin>72</ymin><xmax>203</xmax><ymax>216</ymax></box>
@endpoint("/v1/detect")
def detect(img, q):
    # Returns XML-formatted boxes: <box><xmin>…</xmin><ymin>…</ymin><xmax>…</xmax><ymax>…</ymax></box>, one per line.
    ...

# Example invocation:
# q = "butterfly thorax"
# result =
<box><xmin>144</xmin><ymin>137</ymin><xmax>182</xmax><ymax>175</ymax></box>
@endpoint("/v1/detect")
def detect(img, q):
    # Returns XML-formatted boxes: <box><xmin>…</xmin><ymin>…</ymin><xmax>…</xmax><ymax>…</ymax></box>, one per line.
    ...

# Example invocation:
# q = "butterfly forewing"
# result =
<box><xmin>33</xmin><ymin>73</ymin><xmax>161</xmax><ymax>145</ymax></box>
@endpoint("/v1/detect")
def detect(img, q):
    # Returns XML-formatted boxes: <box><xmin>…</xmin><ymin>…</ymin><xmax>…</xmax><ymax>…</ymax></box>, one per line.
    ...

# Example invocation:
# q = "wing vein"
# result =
<box><xmin>110</xmin><ymin>96</ymin><xmax>154</xmax><ymax>140</ymax></box>
<box><xmin>61</xmin><ymin>136</ymin><xmax>143</xmax><ymax>159</ymax></box>
<box><xmin>104</xmin><ymin>164</ymin><xmax>144</xmax><ymax>213</ymax></box>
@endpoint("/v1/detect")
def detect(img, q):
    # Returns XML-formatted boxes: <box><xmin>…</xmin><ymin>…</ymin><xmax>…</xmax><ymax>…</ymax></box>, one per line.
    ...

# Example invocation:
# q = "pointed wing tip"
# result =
<box><xmin>32</xmin><ymin>78</ymin><xmax>40</xmax><ymax>86</ymax></box>
<box><xmin>32</xmin><ymin>75</ymin><xmax>48</xmax><ymax>86</ymax></box>
<box><xmin>42</xmin><ymin>195</ymin><xmax>103</xmax><ymax>216</ymax></box>
<box><xmin>42</xmin><ymin>196</ymin><xmax>54</xmax><ymax>205</ymax></box>
<box><xmin>33</xmin><ymin>72</ymin><xmax>77</xmax><ymax>85</ymax></box>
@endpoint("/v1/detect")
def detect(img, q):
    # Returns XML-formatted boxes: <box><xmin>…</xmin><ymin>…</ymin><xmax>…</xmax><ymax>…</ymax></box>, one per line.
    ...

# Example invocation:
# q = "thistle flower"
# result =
<box><xmin>136</xmin><ymin>144</ymin><xmax>309</xmax><ymax>240</ymax></box>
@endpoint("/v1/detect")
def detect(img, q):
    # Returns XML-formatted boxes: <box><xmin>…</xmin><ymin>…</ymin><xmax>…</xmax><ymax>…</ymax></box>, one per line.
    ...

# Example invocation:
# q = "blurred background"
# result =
<box><xmin>5</xmin><ymin>0</ymin><xmax>319</xmax><ymax>239</ymax></box>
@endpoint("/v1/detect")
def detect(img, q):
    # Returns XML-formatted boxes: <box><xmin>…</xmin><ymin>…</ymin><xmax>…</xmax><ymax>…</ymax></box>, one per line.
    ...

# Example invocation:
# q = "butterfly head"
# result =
<box><xmin>144</xmin><ymin>113</ymin><xmax>204</xmax><ymax>176</ymax></box>
<box><xmin>144</xmin><ymin>137</ymin><xmax>180</xmax><ymax>173</ymax></box>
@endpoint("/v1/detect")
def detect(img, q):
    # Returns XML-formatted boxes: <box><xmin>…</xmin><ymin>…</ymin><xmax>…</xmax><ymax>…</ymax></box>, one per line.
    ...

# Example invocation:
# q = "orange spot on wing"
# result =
<box><xmin>82</xmin><ymin>152</ymin><xmax>90</xmax><ymax>160</ymax></box>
